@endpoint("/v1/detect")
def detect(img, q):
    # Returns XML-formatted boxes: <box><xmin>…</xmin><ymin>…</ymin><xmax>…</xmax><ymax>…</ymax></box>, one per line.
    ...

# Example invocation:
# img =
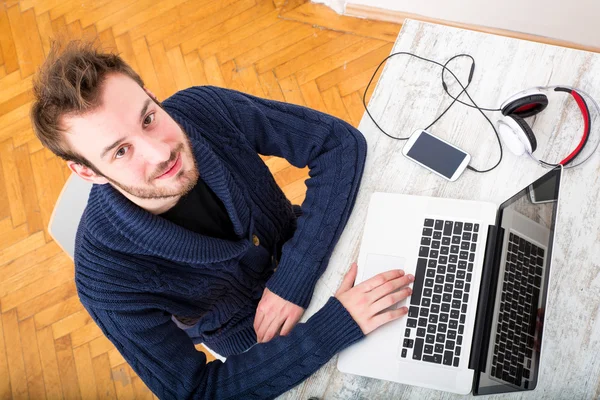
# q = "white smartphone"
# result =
<box><xmin>528</xmin><ymin>174</ymin><xmax>558</xmax><ymax>204</ymax></box>
<box><xmin>402</xmin><ymin>129</ymin><xmax>471</xmax><ymax>181</ymax></box>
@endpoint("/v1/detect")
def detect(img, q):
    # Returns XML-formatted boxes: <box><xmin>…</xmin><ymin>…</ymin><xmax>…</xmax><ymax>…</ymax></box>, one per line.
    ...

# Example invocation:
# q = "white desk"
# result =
<box><xmin>280</xmin><ymin>19</ymin><xmax>600</xmax><ymax>399</ymax></box>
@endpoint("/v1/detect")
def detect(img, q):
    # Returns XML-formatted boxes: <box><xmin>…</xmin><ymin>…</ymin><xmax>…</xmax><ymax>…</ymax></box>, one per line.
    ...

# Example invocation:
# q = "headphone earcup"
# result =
<box><xmin>497</xmin><ymin>115</ymin><xmax>537</xmax><ymax>155</ymax></box>
<box><xmin>501</xmin><ymin>94</ymin><xmax>549</xmax><ymax>118</ymax></box>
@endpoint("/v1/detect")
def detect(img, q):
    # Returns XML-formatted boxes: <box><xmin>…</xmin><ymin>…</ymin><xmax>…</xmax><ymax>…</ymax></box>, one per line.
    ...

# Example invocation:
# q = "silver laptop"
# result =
<box><xmin>338</xmin><ymin>166</ymin><xmax>562</xmax><ymax>395</ymax></box>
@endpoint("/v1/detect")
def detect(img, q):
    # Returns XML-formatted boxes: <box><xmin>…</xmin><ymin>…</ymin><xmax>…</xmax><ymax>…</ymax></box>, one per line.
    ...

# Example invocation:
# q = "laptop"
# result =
<box><xmin>337</xmin><ymin>166</ymin><xmax>562</xmax><ymax>395</ymax></box>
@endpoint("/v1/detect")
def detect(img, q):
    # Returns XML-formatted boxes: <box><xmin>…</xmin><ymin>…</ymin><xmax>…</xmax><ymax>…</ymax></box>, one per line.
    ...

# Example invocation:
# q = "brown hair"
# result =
<box><xmin>31</xmin><ymin>41</ymin><xmax>145</xmax><ymax>171</ymax></box>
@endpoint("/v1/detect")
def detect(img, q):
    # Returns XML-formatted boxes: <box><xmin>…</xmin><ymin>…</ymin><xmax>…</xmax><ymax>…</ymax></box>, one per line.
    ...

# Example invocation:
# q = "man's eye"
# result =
<box><xmin>143</xmin><ymin>113</ymin><xmax>155</xmax><ymax>126</ymax></box>
<box><xmin>115</xmin><ymin>146</ymin><xmax>129</xmax><ymax>159</ymax></box>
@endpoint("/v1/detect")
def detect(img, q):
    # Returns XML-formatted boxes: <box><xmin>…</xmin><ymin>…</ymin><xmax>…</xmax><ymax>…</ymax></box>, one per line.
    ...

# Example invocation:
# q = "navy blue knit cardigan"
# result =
<box><xmin>74</xmin><ymin>86</ymin><xmax>367</xmax><ymax>399</ymax></box>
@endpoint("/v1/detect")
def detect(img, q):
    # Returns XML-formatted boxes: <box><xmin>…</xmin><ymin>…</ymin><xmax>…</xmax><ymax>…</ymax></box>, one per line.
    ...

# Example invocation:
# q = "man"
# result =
<box><xmin>31</xmin><ymin>42</ymin><xmax>414</xmax><ymax>399</ymax></box>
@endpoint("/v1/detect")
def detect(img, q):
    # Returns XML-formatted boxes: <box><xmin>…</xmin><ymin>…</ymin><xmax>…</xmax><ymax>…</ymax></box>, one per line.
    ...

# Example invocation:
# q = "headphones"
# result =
<box><xmin>497</xmin><ymin>86</ymin><xmax>593</xmax><ymax>167</ymax></box>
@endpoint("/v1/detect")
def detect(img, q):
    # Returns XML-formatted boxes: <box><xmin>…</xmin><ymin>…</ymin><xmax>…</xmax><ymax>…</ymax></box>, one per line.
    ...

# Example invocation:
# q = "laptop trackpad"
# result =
<box><xmin>363</xmin><ymin>254</ymin><xmax>408</xmax><ymax>310</ymax></box>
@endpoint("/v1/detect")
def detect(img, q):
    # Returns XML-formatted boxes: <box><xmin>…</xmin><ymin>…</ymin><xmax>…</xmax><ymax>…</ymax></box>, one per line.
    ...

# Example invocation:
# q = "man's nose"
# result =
<box><xmin>140</xmin><ymin>136</ymin><xmax>171</xmax><ymax>164</ymax></box>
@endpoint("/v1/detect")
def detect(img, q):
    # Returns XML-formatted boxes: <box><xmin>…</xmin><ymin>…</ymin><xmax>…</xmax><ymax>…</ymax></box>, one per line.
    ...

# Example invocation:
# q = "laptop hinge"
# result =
<box><xmin>468</xmin><ymin>224</ymin><xmax>504</xmax><ymax>376</ymax></box>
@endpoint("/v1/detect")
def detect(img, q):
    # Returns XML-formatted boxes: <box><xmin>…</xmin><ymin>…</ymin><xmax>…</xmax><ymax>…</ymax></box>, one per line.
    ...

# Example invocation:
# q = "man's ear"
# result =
<box><xmin>144</xmin><ymin>87</ymin><xmax>159</xmax><ymax>103</ymax></box>
<box><xmin>67</xmin><ymin>161</ymin><xmax>109</xmax><ymax>185</ymax></box>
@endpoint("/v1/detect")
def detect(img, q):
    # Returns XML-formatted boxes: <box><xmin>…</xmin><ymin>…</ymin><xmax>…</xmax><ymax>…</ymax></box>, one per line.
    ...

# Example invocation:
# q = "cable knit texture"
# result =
<box><xmin>74</xmin><ymin>86</ymin><xmax>367</xmax><ymax>399</ymax></box>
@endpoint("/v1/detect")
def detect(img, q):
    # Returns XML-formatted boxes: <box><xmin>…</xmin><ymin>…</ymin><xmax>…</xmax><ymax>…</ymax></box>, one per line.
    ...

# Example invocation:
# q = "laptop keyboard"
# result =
<box><xmin>490</xmin><ymin>232</ymin><xmax>544</xmax><ymax>388</ymax></box>
<box><xmin>400</xmin><ymin>218</ymin><xmax>479</xmax><ymax>367</ymax></box>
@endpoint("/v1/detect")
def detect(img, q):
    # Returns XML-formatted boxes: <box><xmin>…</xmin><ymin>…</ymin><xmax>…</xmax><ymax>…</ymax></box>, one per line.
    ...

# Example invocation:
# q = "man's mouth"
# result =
<box><xmin>155</xmin><ymin>153</ymin><xmax>182</xmax><ymax>179</ymax></box>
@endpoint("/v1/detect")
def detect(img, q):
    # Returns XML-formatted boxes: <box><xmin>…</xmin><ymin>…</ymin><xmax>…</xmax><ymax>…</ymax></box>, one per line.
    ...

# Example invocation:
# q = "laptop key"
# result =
<box><xmin>435</xmin><ymin>343</ymin><xmax>444</xmax><ymax>353</ymax></box>
<box><xmin>453</xmin><ymin>357</ymin><xmax>460</xmax><ymax>367</ymax></box>
<box><xmin>419</xmin><ymin>246</ymin><xmax>429</xmax><ymax>257</ymax></box>
<box><xmin>443</xmin><ymin>221</ymin><xmax>453</xmax><ymax>236</ymax></box>
<box><xmin>474</xmin><ymin>224</ymin><xmax>479</xmax><ymax>232</ymax></box>
<box><xmin>443</xmin><ymin>351</ymin><xmax>453</xmax><ymax>366</ymax></box>
<box><xmin>401</xmin><ymin>348</ymin><xmax>407</xmax><ymax>358</ymax></box>
<box><xmin>423</xmin><ymin>354</ymin><xmax>442</xmax><ymax>364</ymax></box>
<box><xmin>405</xmin><ymin>328</ymin><xmax>411</xmax><ymax>337</ymax></box>
<box><xmin>417</xmin><ymin>328</ymin><xmax>426</xmax><ymax>337</ymax></box>
<box><xmin>410</xmin><ymin>258</ymin><xmax>427</xmax><ymax>306</ymax></box>
<box><xmin>424</xmin><ymin>219</ymin><xmax>434</xmax><ymax>227</ymax></box>
<box><xmin>421</xmin><ymin>237</ymin><xmax>431</xmax><ymax>246</ymax></box>
<box><xmin>418</xmin><ymin>318</ymin><xmax>428</xmax><ymax>327</ymax></box>
<box><xmin>420</xmin><ymin>308</ymin><xmax>429</xmax><ymax>317</ymax></box>
<box><xmin>464</xmin><ymin>222</ymin><xmax>473</xmax><ymax>231</ymax></box>
<box><xmin>426</xmin><ymin>334</ymin><xmax>435</xmax><ymax>344</ymax></box>
<box><xmin>453</xmin><ymin>222</ymin><xmax>463</xmax><ymax>235</ymax></box>
<box><xmin>407</xmin><ymin>318</ymin><xmax>417</xmax><ymax>328</ymax></box>
<box><xmin>413</xmin><ymin>338</ymin><xmax>424</xmax><ymax>360</ymax></box>
<box><xmin>424</xmin><ymin>344</ymin><xmax>433</xmax><ymax>354</ymax></box>
<box><xmin>423</xmin><ymin>228</ymin><xmax>433</xmax><ymax>236</ymax></box>
<box><xmin>403</xmin><ymin>338</ymin><xmax>413</xmax><ymax>348</ymax></box>
<box><xmin>455</xmin><ymin>346</ymin><xmax>461</xmax><ymax>356</ymax></box>
<box><xmin>408</xmin><ymin>306</ymin><xmax>419</xmax><ymax>318</ymax></box>
<box><xmin>435</xmin><ymin>220</ymin><xmax>444</xmax><ymax>230</ymax></box>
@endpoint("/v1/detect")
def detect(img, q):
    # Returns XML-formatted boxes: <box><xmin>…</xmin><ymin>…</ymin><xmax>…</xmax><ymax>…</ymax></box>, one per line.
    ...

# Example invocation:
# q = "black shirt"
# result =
<box><xmin>160</xmin><ymin>179</ymin><xmax>237</xmax><ymax>241</ymax></box>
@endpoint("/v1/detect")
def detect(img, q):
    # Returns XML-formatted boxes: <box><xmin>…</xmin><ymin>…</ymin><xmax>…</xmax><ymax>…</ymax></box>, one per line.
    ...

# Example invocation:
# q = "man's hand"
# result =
<box><xmin>254</xmin><ymin>288</ymin><xmax>305</xmax><ymax>343</ymax></box>
<box><xmin>336</xmin><ymin>263</ymin><xmax>413</xmax><ymax>335</ymax></box>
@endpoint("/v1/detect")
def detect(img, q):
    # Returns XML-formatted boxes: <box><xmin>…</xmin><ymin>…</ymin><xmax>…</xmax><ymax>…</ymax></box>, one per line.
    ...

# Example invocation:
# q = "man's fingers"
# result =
<box><xmin>336</xmin><ymin>263</ymin><xmax>358</xmax><ymax>296</ymax></box>
<box><xmin>370</xmin><ymin>287</ymin><xmax>412</xmax><ymax>313</ymax></box>
<box><xmin>367</xmin><ymin>274</ymin><xmax>414</xmax><ymax>303</ymax></box>
<box><xmin>280</xmin><ymin>316</ymin><xmax>296</xmax><ymax>337</ymax></box>
<box><xmin>369</xmin><ymin>306</ymin><xmax>409</xmax><ymax>330</ymax></box>
<box><xmin>354</xmin><ymin>269</ymin><xmax>405</xmax><ymax>293</ymax></box>
<box><xmin>253</xmin><ymin>309</ymin><xmax>264</xmax><ymax>332</ymax></box>
<box><xmin>260</xmin><ymin>318</ymin><xmax>285</xmax><ymax>343</ymax></box>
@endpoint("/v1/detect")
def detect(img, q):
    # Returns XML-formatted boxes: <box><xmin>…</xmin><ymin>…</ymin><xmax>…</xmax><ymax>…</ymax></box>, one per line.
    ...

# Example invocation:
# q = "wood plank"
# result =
<box><xmin>193</xmin><ymin>7</ymin><xmax>280</xmax><ymax>59</ymax></box>
<box><xmin>66</xmin><ymin>19</ymin><xmax>83</xmax><ymax>41</ymax></box>
<box><xmin>51</xmin><ymin>309</ymin><xmax>91</xmax><ymax>340</ymax></box>
<box><xmin>278</xmin><ymin>75</ymin><xmax>305</xmax><ymax>106</ymax></box>
<box><xmin>229</xmin><ymin>65</ymin><xmax>265</xmax><ymax>98</ymax></box>
<box><xmin>19</xmin><ymin>318</ymin><xmax>46</xmax><ymax>400</ymax></box>
<box><xmin>255</xmin><ymin>29</ymin><xmax>342</xmax><ymax>74</ymax></box>
<box><xmin>98</xmin><ymin>28</ymin><xmax>118</xmax><ymax>53</ymax></box>
<box><xmin>35</xmin><ymin>11</ymin><xmax>54</xmax><ymax>56</ymax></box>
<box><xmin>0</xmin><ymin>309</ymin><xmax>12</xmax><ymax>399</ymax></box>
<box><xmin>299</xmin><ymin>80</ymin><xmax>328</xmax><ymax>114</ymax></box>
<box><xmin>290</xmin><ymin>192</ymin><xmax>306</xmax><ymax>205</ymax></box>
<box><xmin>281</xmin><ymin>2</ymin><xmax>401</xmax><ymax>42</ymax></box>
<box><xmin>183</xmin><ymin>51</ymin><xmax>208</xmax><ymax>86</ymax></box>
<box><xmin>0</xmin><ymin>3</ymin><xmax>19</xmax><ymax>73</ymax></box>
<box><xmin>234</xmin><ymin>24</ymin><xmax>316</xmax><ymax>69</ymax></box>
<box><xmin>6</xmin><ymin>5</ymin><xmax>33</xmax><ymax>78</ymax></box>
<box><xmin>274</xmin><ymin>166</ymin><xmax>309</xmax><ymax>187</ymax></box>
<box><xmin>181</xmin><ymin>0</ymin><xmax>276</xmax><ymax>56</ymax></box>
<box><xmin>0</xmin><ymin>231</ymin><xmax>46</xmax><ymax>267</ymax></box>
<box><xmin>34</xmin><ymin>295</ymin><xmax>82</xmax><ymax>330</ymax></box>
<box><xmin>0</xmin><ymin>155</ymin><xmax>10</xmax><ymax>221</ymax></box>
<box><xmin>71</xmin><ymin>321</ymin><xmax>103</xmax><ymax>348</ymax></box>
<box><xmin>295</xmin><ymin>38</ymin><xmax>386</xmax><ymax>85</ymax></box>
<box><xmin>0</xmin><ymin>223</ymin><xmax>29</xmax><ymax>253</ymax></box>
<box><xmin>148</xmin><ymin>0</ymin><xmax>248</xmax><ymax>48</ymax></box>
<box><xmin>36</xmin><ymin>326</ymin><xmax>64</xmax><ymax>399</ymax></box>
<box><xmin>132</xmin><ymin>376</ymin><xmax>154</xmax><ymax>400</ymax></box>
<box><xmin>108</xmin><ymin>348</ymin><xmax>126</xmax><ymax>368</ymax></box>
<box><xmin>338</xmin><ymin>64</ymin><xmax>378</xmax><ymax>97</ymax></box>
<box><xmin>17</xmin><ymin>280</ymin><xmax>77</xmax><ymax>322</ymax></box>
<box><xmin>131</xmin><ymin>38</ymin><xmax>161</xmax><ymax>98</ymax></box>
<box><xmin>0</xmin><ymin>240</ymin><xmax>60</xmax><ymax>283</ymax></box>
<box><xmin>20</xmin><ymin>7</ymin><xmax>46</xmax><ymax>74</ymax></box>
<box><xmin>280</xmin><ymin>177</ymin><xmax>307</xmax><ymax>200</ymax></box>
<box><xmin>342</xmin><ymin>91</ymin><xmax>366</xmax><ymax>127</ymax></box>
<box><xmin>89</xmin><ymin>335</ymin><xmax>114</xmax><ymax>359</ymax></box>
<box><xmin>1</xmin><ymin>260</ymin><xmax>74</xmax><ymax>312</ymax></box>
<box><xmin>50</xmin><ymin>15</ymin><xmax>68</xmax><ymax>40</ymax></box>
<box><xmin>148</xmin><ymin>42</ymin><xmax>179</xmax><ymax>99</ymax></box>
<box><xmin>63</xmin><ymin>0</ymin><xmax>112</xmax><ymax>25</ymax></box>
<box><xmin>111</xmin><ymin>0</ymin><xmax>189</xmax><ymax>38</ymax></box>
<box><xmin>315</xmin><ymin>42</ymin><xmax>393</xmax><ymax>92</ymax></box>
<box><xmin>112</xmin><ymin>364</ymin><xmax>135</xmax><ymax>400</ymax></box>
<box><xmin>203</xmin><ymin>56</ymin><xmax>227</xmax><ymax>87</ymax></box>
<box><xmin>13</xmin><ymin>143</ymin><xmax>44</xmax><ymax>234</ymax></box>
<box><xmin>115</xmin><ymin>33</ymin><xmax>140</xmax><ymax>73</ymax></box>
<box><xmin>0</xmin><ymin>72</ymin><xmax>33</xmax><ymax>104</ymax></box>
<box><xmin>92</xmin><ymin>353</ymin><xmax>117</xmax><ymax>399</ymax></box>
<box><xmin>77</xmin><ymin>0</ymin><xmax>138</xmax><ymax>29</ymax></box>
<box><xmin>55</xmin><ymin>335</ymin><xmax>82</xmax><ymax>400</ymax></box>
<box><xmin>0</xmin><ymin>139</ymin><xmax>27</xmax><ymax>227</ymax></box>
<box><xmin>274</xmin><ymin>33</ymin><xmax>362</xmax><ymax>79</ymax></box>
<box><xmin>217</xmin><ymin>20</ymin><xmax>302</xmax><ymax>64</ymax></box>
<box><xmin>72</xmin><ymin>344</ymin><xmax>98</xmax><ymax>400</ymax></box>
<box><xmin>258</xmin><ymin>71</ymin><xmax>285</xmax><ymax>102</ymax></box>
<box><xmin>0</xmin><ymin>90</ymin><xmax>34</xmax><ymax>118</ymax></box>
<box><xmin>321</xmin><ymin>86</ymin><xmax>351</xmax><ymax>122</ymax></box>
<box><xmin>2</xmin><ymin>309</ymin><xmax>28</xmax><ymax>399</ymax></box>
<box><xmin>264</xmin><ymin>157</ymin><xmax>293</xmax><ymax>175</ymax></box>
<box><xmin>166</xmin><ymin>46</ymin><xmax>192</xmax><ymax>91</ymax></box>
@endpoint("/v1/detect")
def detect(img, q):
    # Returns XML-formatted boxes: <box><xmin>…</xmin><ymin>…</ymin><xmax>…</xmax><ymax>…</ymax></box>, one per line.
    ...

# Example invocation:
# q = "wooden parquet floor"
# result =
<box><xmin>0</xmin><ymin>0</ymin><xmax>401</xmax><ymax>398</ymax></box>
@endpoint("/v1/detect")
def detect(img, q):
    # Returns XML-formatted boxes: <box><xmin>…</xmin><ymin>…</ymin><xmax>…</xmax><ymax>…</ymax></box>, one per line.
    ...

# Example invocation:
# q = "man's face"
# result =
<box><xmin>63</xmin><ymin>73</ymin><xmax>198</xmax><ymax>200</ymax></box>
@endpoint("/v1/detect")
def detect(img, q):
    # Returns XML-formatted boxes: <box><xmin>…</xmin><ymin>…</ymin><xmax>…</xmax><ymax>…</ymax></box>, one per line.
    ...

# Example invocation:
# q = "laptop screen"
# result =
<box><xmin>474</xmin><ymin>166</ymin><xmax>562</xmax><ymax>395</ymax></box>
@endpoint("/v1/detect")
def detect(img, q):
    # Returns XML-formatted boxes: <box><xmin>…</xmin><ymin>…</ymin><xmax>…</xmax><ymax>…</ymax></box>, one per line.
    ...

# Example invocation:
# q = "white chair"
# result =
<box><xmin>49</xmin><ymin>173</ymin><xmax>93</xmax><ymax>260</ymax></box>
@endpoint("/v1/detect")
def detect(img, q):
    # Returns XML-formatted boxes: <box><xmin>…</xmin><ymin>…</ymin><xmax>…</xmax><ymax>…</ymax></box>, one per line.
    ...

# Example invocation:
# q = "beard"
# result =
<box><xmin>103</xmin><ymin>134</ymin><xmax>199</xmax><ymax>200</ymax></box>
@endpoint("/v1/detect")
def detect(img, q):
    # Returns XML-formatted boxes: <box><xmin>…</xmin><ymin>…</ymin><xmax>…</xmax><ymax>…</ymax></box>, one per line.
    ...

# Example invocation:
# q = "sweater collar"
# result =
<box><xmin>86</xmin><ymin>122</ymin><xmax>253</xmax><ymax>264</ymax></box>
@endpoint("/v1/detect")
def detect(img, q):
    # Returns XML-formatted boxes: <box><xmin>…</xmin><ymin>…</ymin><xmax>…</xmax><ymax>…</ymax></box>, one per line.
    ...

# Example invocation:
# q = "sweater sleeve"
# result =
<box><xmin>178</xmin><ymin>86</ymin><xmax>367</xmax><ymax>308</ymax></box>
<box><xmin>85</xmin><ymin>297</ymin><xmax>363</xmax><ymax>400</ymax></box>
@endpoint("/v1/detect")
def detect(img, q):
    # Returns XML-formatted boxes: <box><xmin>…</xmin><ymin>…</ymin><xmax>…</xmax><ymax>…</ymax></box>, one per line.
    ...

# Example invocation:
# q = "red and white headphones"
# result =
<box><xmin>497</xmin><ymin>85</ymin><xmax>599</xmax><ymax>168</ymax></box>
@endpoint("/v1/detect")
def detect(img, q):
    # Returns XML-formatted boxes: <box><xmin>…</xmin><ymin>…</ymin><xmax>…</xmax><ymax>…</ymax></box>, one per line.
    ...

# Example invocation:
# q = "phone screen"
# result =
<box><xmin>406</xmin><ymin>131</ymin><xmax>468</xmax><ymax>178</ymax></box>
<box><xmin>529</xmin><ymin>173</ymin><xmax>559</xmax><ymax>203</ymax></box>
